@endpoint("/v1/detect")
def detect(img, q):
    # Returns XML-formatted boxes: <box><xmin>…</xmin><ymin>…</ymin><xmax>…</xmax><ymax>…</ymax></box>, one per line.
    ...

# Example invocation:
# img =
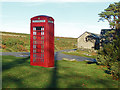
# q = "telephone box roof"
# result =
<box><xmin>31</xmin><ymin>15</ymin><xmax>54</xmax><ymax>21</ymax></box>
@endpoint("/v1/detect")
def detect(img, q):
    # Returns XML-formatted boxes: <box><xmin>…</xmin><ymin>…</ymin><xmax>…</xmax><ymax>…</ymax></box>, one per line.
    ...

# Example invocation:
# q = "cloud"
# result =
<box><xmin>1</xmin><ymin>0</ymin><xmax>120</xmax><ymax>2</ymax></box>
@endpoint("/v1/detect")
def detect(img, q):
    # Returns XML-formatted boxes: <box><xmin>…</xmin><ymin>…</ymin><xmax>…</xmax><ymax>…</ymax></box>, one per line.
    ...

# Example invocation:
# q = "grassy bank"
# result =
<box><xmin>2</xmin><ymin>55</ymin><xmax>118</xmax><ymax>88</ymax></box>
<box><xmin>1</xmin><ymin>31</ymin><xmax>77</xmax><ymax>52</ymax></box>
<box><xmin>1</xmin><ymin>31</ymin><xmax>30</xmax><ymax>52</ymax></box>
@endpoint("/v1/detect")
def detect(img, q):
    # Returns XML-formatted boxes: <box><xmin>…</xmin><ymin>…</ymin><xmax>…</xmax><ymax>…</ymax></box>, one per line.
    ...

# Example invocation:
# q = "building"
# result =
<box><xmin>77</xmin><ymin>31</ymin><xmax>100</xmax><ymax>50</ymax></box>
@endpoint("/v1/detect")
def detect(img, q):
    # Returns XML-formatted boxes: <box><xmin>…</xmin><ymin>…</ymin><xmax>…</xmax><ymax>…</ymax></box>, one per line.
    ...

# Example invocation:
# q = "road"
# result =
<box><xmin>0</xmin><ymin>49</ymin><xmax>96</xmax><ymax>62</ymax></box>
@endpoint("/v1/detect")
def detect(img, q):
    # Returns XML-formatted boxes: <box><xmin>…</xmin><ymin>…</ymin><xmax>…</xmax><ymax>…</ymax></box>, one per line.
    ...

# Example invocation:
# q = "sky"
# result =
<box><xmin>0</xmin><ymin>0</ymin><xmax>120</xmax><ymax>38</ymax></box>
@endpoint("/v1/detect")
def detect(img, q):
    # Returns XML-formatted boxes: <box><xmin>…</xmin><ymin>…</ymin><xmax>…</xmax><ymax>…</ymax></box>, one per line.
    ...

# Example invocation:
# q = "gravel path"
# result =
<box><xmin>0</xmin><ymin>49</ymin><xmax>96</xmax><ymax>62</ymax></box>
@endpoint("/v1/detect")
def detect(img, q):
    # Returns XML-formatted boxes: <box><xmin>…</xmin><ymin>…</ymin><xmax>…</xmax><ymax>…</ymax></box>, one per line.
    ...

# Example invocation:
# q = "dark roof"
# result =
<box><xmin>31</xmin><ymin>15</ymin><xmax>54</xmax><ymax>21</ymax></box>
<box><xmin>78</xmin><ymin>31</ymin><xmax>100</xmax><ymax>39</ymax></box>
<box><xmin>87</xmin><ymin>31</ymin><xmax>100</xmax><ymax>37</ymax></box>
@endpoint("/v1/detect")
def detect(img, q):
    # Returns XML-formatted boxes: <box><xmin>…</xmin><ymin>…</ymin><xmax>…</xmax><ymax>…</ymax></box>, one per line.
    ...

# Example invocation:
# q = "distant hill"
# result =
<box><xmin>1</xmin><ymin>31</ymin><xmax>77</xmax><ymax>52</ymax></box>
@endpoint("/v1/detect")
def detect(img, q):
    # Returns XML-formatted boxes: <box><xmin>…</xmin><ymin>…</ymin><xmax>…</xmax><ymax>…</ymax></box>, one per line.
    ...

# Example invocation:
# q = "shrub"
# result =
<box><xmin>97</xmin><ymin>35</ymin><xmax>120</xmax><ymax>80</ymax></box>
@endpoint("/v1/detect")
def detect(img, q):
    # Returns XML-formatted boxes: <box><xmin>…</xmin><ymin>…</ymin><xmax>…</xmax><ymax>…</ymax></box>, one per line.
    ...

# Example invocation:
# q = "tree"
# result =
<box><xmin>98</xmin><ymin>2</ymin><xmax>120</xmax><ymax>30</ymax></box>
<box><xmin>97</xmin><ymin>2</ymin><xmax>120</xmax><ymax>80</ymax></box>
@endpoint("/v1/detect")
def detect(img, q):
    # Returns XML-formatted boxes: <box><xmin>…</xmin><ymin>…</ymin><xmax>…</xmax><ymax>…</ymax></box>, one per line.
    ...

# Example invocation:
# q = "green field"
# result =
<box><xmin>2</xmin><ymin>55</ymin><xmax>118</xmax><ymax>88</ymax></box>
<box><xmin>1</xmin><ymin>31</ymin><xmax>77</xmax><ymax>52</ymax></box>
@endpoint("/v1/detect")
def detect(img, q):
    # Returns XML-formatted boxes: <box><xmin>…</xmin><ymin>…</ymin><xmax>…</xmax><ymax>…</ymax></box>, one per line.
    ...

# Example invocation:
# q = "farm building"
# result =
<box><xmin>77</xmin><ymin>31</ymin><xmax>100</xmax><ymax>50</ymax></box>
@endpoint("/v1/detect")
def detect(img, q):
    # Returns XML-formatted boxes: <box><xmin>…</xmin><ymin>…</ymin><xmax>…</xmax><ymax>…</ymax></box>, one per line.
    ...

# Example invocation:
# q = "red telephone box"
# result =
<box><xmin>30</xmin><ymin>15</ymin><xmax>54</xmax><ymax>67</ymax></box>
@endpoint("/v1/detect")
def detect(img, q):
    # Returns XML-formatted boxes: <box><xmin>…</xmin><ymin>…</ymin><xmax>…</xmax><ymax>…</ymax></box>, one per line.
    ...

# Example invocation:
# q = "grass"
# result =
<box><xmin>1</xmin><ymin>32</ymin><xmax>77</xmax><ymax>52</ymax></box>
<box><xmin>55</xmin><ymin>37</ymin><xmax>77</xmax><ymax>51</ymax></box>
<box><xmin>2</xmin><ymin>55</ymin><xmax>118</xmax><ymax>88</ymax></box>
<box><xmin>62</xmin><ymin>49</ymin><xmax>97</xmax><ymax>59</ymax></box>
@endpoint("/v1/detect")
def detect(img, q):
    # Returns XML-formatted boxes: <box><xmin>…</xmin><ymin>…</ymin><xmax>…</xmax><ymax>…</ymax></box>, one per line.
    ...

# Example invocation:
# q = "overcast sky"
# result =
<box><xmin>0</xmin><ymin>0</ymin><xmax>119</xmax><ymax>38</ymax></box>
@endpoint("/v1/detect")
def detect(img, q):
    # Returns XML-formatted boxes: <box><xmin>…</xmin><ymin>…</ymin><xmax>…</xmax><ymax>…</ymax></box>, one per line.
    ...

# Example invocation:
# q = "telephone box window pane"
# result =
<box><xmin>41</xmin><ymin>54</ymin><xmax>43</xmax><ymax>57</ymax></box>
<box><xmin>33</xmin><ymin>54</ymin><xmax>36</xmax><ymax>57</ymax></box>
<box><xmin>37</xmin><ymin>41</ymin><xmax>39</xmax><ymax>44</ymax></box>
<box><xmin>33</xmin><ymin>32</ymin><xmax>36</xmax><ymax>35</ymax></box>
<box><xmin>33</xmin><ymin>41</ymin><xmax>36</xmax><ymax>44</ymax></box>
<box><xmin>33</xmin><ymin>50</ymin><xmax>36</xmax><ymax>53</ymax></box>
<box><xmin>41</xmin><ymin>45</ymin><xmax>44</xmax><ymax>48</ymax></box>
<box><xmin>41</xmin><ymin>36</ymin><xmax>44</xmax><ymax>39</ymax></box>
<box><xmin>33</xmin><ymin>27</ymin><xmax>36</xmax><ymax>30</ymax></box>
<box><xmin>33</xmin><ymin>36</ymin><xmax>36</xmax><ymax>39</ymax></box>
<box><xmin>33</xmin><ymin>45</ymin><xmax>36</xmax><ymax>48</ymax></box>
<box><xmin>41</xmin><ymin>50</ymin><xmax>44</xmax><ymax>53</ymax></box>
<box><xmin>42</xmin><ymin>41</ymin><xmax>44</xmax><ymax>44</ymax></box>
<box><xmin>36</xmin><ymin>27</ymin><xmax>41</xmax><ymax>30</ymax></box>
<box><xmin>33</xmin><ymin>58</ymin><xmax>36</xmax><ymax>62</ymax></box>
<box><xmin>41</xmin><ymin>32</ymin><xmax>44</xmax><ymax>35</ymax></box>
<box><xmin>42</xmin><ymin>27</ymin><xmax>44</xmax><ymax>31</ymax></box>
